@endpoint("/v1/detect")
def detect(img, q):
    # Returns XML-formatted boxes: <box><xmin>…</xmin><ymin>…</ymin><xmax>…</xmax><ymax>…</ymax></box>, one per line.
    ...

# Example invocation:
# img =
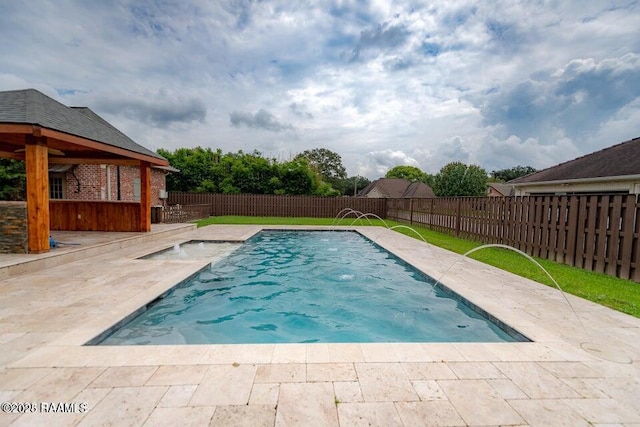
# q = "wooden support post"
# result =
<box><xmin>25</xmin><ymin>136</ymin><xmax>50</xmax><ymax>253</ymax></box>
<box><xmin>455</xmin><ymin>198</ymin><xmax>461</xmax><ymax>237</ymax></box>
<box><xmin>409</xmin><ymin>198</ymin><xmax>414</xmax><ymax>225</ymax></box>
<box><xmin>139</xmin><ymin>161</ymin><xmax>151</xmax><ymax>232</ymax></box>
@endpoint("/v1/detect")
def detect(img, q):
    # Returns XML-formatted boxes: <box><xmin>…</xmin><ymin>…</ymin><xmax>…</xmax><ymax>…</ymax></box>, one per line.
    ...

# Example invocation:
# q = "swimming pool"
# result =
<box><xmin>97</xmin><ymin>230</ymin><xmax>527</xmax><ymax>345</ymax></box>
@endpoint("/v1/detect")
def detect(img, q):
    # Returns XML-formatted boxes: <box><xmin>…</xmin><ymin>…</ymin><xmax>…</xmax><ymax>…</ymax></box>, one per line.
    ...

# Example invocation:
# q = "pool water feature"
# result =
<box><xmin>140</xmin><ymin>241</ymin><xmax>240</xmax><ymax>261</ymax></box>
<box><xmin>98</xmin><ymin>230</ymin><xmax>528</xmax><ymax>345</ymax></box>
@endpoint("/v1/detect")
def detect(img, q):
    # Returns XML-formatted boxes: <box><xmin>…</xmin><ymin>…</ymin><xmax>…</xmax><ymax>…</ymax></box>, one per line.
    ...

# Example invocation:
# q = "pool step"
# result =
<box><xmin>0</xmin><ymin>223</ymin><xmax>197</xmax><ymax>279</ymax></box>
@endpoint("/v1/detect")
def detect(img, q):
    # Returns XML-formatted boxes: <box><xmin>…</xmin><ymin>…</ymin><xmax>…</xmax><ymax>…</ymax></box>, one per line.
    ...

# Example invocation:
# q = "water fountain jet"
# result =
<box><xmin>427</xmin><ymin>243</ymin><xmax>631</xmax><ymax>363</ymax></box>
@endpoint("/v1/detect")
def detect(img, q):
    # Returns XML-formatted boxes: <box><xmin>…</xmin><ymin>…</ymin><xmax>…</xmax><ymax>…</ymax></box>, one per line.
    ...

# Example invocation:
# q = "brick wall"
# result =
<box><xmin>58</xmin><ymin>165</ymin><xmax>167</xmax><ymax>205</ymax></box>
<box><xmin>0</xmin><ymin>201</ymin><xmax>28</xmax><ymax>254</ymax></box>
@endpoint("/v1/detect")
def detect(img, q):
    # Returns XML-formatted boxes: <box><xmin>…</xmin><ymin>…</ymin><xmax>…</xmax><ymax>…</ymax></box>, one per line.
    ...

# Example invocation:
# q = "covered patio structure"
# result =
<box><xmin>0</xmin><ymin>88</ymin><xmax>169</xmax><ymax>253</ymax></box>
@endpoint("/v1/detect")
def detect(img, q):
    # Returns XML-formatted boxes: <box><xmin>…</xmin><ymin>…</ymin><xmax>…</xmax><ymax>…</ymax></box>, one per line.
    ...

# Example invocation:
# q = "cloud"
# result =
<box><xmin>349</xmin><ymin>22</ymin><xmax>411</xmax><ymax>62</ymax></box>
<box><xmin>89</xmin><ymin>91</ymin><xmax>207</xmax><ymax>128</ymax></box>
<box><xmin>230</xmin><ymin>109</ymin><xmax>295</xmax><ymax>132</ymax></box>
<box><xmin>289</xmin><ymin>102</ymin><xmax>313</xmax><ymax>119</ymax></box>
<box><xmin>357</xmin><ymin>149</ymin><xmax>419</xmax><ymax>178</ymax></box>
<box><xmin>477</xmin><ymin>54</ymin><xmax>640</xmax><ymax>145</ymax></box>
<box><xmin>476</xmin><ymin>134</ymin><xmax>582</xmax><ymax>172</ymax></box>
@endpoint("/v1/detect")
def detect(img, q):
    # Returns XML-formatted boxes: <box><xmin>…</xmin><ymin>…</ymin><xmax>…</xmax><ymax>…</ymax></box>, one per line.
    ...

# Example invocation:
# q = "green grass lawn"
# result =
<box><xmin>197</xmin><ymin>215</ymin><xmax>640</xmax><ymax>318</ymax></box>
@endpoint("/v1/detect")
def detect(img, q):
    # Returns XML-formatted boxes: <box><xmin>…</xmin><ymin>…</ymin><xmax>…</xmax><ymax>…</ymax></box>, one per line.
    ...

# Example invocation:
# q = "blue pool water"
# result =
<box><xmin>98</xmin><ymin>230</ymin><xmax>525</xmax><ymax>345</ymax></box>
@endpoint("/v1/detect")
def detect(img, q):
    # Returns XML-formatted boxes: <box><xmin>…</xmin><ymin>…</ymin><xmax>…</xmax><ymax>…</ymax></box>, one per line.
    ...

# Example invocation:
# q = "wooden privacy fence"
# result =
<box><xmin>167</xmin><ymin>192</ymin><xmax>387</xmax><ymax>219</ymax></box>
<box><xmin>387</xmin><ymin>195</ymin><xmax>640</xmax><ymax>282</ymax></box>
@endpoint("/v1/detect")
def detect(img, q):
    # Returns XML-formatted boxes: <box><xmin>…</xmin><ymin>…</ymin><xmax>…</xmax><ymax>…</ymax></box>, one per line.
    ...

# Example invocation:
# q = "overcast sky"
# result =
<box><xmin>1</xmin><ymin>1</ymin><xmax>639</xmax><ymax>179</ymax></box>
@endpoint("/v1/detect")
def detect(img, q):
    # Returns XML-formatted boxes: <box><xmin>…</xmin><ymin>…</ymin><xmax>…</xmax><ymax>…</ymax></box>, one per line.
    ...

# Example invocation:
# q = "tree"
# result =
<box><xmin>491</xmin><ymin>165</ymin><xmax>537</xmax><ymax>182</ymax></box>
<box><xmin>294</xmin><ymin>148</ymin><xmax>347</xmax><ymax>185</ymax></box>
<box><xmin>274</xmin><ymin>159</ymin><xmax>315</xmax><ymax>195</ymax></box>
<box><xmin>0</xmin><ymin>159</ymin><xmax>26</xmax><ymax>200</ymax></box>
<box><xmin>158</xmin><ymin>147</ymin><xmax>222</xmax><ymax>192</ymax></box>
<box><xmin>433</xmin><ymin>162</ymin><xmax>488</xmax><ymax>197</ymax></box>
<box><xmin>385</xmin><ymin>165</ymin><xmax>432</xmax><ymax>185</ymax></box>
<box><xmin>334</xmin><ymin>175</ymin><xmax>371</xmax><ymax>196</ymax></box>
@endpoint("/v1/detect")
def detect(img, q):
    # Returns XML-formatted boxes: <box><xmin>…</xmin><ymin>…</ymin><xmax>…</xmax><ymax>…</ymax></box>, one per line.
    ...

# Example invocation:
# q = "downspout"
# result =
<box><xmin>117</xmin><ymin>166</ymin><xmax>121</xmax><ymax>200</ymax></box>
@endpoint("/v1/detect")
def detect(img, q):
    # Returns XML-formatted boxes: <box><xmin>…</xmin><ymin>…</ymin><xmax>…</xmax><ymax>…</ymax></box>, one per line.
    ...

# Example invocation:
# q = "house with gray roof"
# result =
<box><xmin>509</xmin><ymin>137</ymin><xmax>640</xmax><ymax>196</ymax></box>
<box><xmin>0</xmin><ymin>88</ymin><xmax>171</xmax><ymax>253</ymax></box>
<box><xmin>487</xmin><ymin>183</ymin><xmax>515</xmax><ymax>197</ymax></box>
<box><xmin>358</xmin><ymin>178</ymin><xmax>435</xmax><ymax>198</ymax></box>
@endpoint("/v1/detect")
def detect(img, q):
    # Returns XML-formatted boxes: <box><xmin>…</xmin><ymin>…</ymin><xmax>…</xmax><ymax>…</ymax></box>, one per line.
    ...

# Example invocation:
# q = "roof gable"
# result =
<box><xmin>488</xmin><ymin>183</ymin><xmax>515</xmax><ymax>196</ymax></box>
<box><xmin>360</xmin><ymin>178</ymin><xmax>434</xmax><ymax>198</ymax></box>
<box><xmin>0</xmin><ymin>89</ymin><xmax>166</xmax><ymax>162</ymax></box>
<box><xmin>510</xmin><ymin>137</ymin><xmax>640</xmax><ymax>184</ymax></box>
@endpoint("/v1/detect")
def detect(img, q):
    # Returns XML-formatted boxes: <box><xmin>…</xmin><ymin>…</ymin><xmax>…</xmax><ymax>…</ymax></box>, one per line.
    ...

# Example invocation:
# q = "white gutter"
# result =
<box><xmin>511</xmin><ymin>174</ymin><xmax>640</xmax><ymax>187</ymax></box>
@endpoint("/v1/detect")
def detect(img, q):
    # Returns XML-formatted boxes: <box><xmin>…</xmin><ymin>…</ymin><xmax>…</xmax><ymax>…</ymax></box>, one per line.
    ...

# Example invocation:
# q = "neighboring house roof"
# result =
<box><xmin>488</xmin><ymin>183</ymin><xmax>515</xmax><ymax>196</ymax></box>
<box><xmin>510</xmin><ymin>137</ymin><xmax>640</xmax><ymax>184</ymax></box>
<box><xmin>359</xmin><ymin>178</ymin><xmax>435</xmax><ymax>198</ymax></box>
<box><xmin>0</xmin><ymin>88</ymin><xmax>166</xmax><ymax>163</ymax></box>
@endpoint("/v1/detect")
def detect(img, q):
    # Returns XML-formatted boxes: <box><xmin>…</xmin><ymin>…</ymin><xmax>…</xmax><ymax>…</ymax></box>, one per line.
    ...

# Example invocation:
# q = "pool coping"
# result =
<box><xmin>9</xmin><ymin>225</ymin><xmax>640</xmax><ymax>367</ymax></box>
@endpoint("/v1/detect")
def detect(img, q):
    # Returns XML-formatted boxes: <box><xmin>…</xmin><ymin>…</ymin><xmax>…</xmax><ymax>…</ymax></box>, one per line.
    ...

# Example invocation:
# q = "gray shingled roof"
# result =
<box><xmin>359</xmin><ymin>178</ymin><xmax>435</xmax><ymax>198</ymax></box>
<box><xmin>510</xmin><ymin>137</ymin><xmax>640</xmax><ymax>184</ymax></box>
<box><xmin>0</xmin><ymin>89</ymin><xmax>166</xmax><ymax>163</ymax></box>
<box><xmin>488</xmin><ymin>183</ymin><xmax>515</xmax><ymax>196</ymax></box>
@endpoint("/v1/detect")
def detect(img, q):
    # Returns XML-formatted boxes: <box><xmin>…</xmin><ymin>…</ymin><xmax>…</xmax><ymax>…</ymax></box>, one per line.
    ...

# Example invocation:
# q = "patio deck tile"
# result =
<box><xmin>337</xmin><ymin>402</ymin><xmax>403</xmax><ymax>426</ymax></box>
<box><xmin>390</xmin><ymin>343</ymin><xmax>431</xmax><ymax>362</ymax></box>
<box><xmin>486</xmin><ymin>378</ymin><xmax>529</xmax><ymax>399</ymax></box>
<box><xmin>410</xmin><ymin>379</ymin><xmax>446</xmax><ymax>400</ymax></box>
<box><xmin>439</xmin><ymin>379</ymin><xmax>524</xmax><ymax>425</ymax></box>
<box><xmin>157</xmin><ymin>384</ymin><xmax>198</xmax><ymax>407</ymax></box>
<box><xmin>210</xmin><ymin>404</ymin><xmax>276</xmax><ymax>427</ymax></box>
<box><xmin>360</xmin><ymin>343</ymin><xmax>397</xmax><ymax>362</ymax></box>
<box><xmin>328</xmin><ymin>343</ymin><xmax>365</xmax><ymax>363</ymax></box>
<box><xmin>306</xmin><ymin>343</ymin><xmax>331</xmax><ymax>363</ymax></box>
<box><xmin>307</xmin><ymin>363</ymin><xmax>357</xmax><ymax>382</ymax></box>
<box><xmin>355</xmin><ymin>363</ymin><xmax>419</xmax><ymax>402</ymax></box>
<box><xmin>76</xmin><ymin>386</ymin><xmax>168</xmax><ymax>427</ymax></box>
<box><xmin>275</xmin><ymin>382</ymin><xmax>339</xmax><ymax>426</ymax></box>
<box><xmin>143</xmin><ymin>406</ymin><xmax>216</xmax><ymax>426</ymax></box>
<box><xmin>248</xmin><ymin>383</ymin><xmax>280</xmax><ymax>405</ymax></box>
<box><xmin>395</xmin><ymin>400</ymin><xmax>466</xmax><ymax>426</ymax></box>
<box><xmin>401</xmin><ymin>362</ymin><xmax>457</xmax><ymax>380</ymax></box>
<box><xmin>89</xmin><ymin>366</ymin><xmax>158</xmax><ymax>388</ymax></box>
<box><xmin>494</xmin><ymin>362</ymin><xmax>582</xmax><ymax>398</ymax></box>
<box><xmin>15</xmin><ymin>367</ymin><xmax>105</xmax><ymax>402</ymax></box>
<box><xmin>189</xmin><ymin>364</ymin><xmax>257</xmax><ymax>406</ymax></box>
<box><xmin>146</xmin><ymin>365</ymin><xmax>209</xmax><ymax>386</ymax></box>
<box><xmin>446</xmin><ymin>361</ymin><xmax>506</xmax><ymax>379</ymax></box>
<box><xmin>0</xmin><ymin>367</ymin><xmax>53</xmax><ymax>390</ymax></box>
<box><xmin>333</xmin><ymin>381</ymin><xmax>364</xmax><ymax>403</ymax></box>
<box><xmin>271</xmin><ymin>343</ymin><xmax>307</xmax><ymax>363</ymax></box>
<box><xmin>254</xmin><ymin>363</ymin><xmax>306</xmax><ymax>383</ymax></box>
<box><xmin>562</xmin><ymin>398</ymin><xmax>640</xmax><ymax>424</ymax></box>
<box><xmin>508</xmin><ymin>398</ymin><xmax>591</xmax><ymax>426</ymax></box>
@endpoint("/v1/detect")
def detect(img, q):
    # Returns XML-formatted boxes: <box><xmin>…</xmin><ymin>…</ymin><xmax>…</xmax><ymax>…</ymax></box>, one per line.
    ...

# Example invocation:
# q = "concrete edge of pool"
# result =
<box><xmin>18</xmin><ymin>224</ymin><xmax>639</xmax><ymax>361</ymax></box>
<box><xmin>2</xmin><ymin>224</ymin><xmax>639</xmax><ymax>426</ymax></box>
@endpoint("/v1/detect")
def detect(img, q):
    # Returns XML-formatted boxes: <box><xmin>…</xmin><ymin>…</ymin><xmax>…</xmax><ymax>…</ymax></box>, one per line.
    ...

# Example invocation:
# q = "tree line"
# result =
<box><xmin>0</xmin><ymin>147</ymin><xmax>536</xmax><ymax>200</ymax></box>
<box><xmin>157</xmin><ymin>147</ymin><xmax>372</xmax><ymax>197</ymax></box>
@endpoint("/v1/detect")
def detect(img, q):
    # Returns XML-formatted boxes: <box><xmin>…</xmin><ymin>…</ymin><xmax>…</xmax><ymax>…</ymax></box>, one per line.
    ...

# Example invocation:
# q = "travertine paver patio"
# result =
<box><xmin>0</xmin><ymin>224</ymin><xmax>639</xmax><ymax>426</ymax></box>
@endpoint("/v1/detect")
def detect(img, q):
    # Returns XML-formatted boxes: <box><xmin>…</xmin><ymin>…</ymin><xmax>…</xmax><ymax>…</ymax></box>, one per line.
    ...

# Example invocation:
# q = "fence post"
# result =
<box><xmin>455</xmin><ymin>198</ymin><xmax>461</xmax><ymax>237</ymax></box>
<box><xmin>410</xmin><ymin>198</ymin><xmax>414</xmax><ymax>225</ymax></box>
